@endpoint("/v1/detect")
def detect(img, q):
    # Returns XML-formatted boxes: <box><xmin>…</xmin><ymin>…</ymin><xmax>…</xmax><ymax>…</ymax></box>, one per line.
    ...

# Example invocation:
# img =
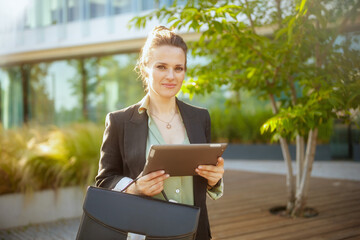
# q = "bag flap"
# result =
<box><xmin>82</xmin><ymin>186</ymin><xmax>200</xmax><ymax>237</ymax></box>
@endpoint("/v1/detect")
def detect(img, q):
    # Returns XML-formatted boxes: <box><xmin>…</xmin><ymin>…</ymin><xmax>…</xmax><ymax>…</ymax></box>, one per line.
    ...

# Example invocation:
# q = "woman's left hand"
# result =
<box><xmin>196</xmin><ymin>157</ymin><xmax>224</xmax><ymax>188</ymax></box>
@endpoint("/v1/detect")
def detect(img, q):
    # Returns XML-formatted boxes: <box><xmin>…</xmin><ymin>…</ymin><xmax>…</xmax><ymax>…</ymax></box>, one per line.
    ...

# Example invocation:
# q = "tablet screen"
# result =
<box><xmin>143</xmin><ymin>143</ymin><xmax>228</xmax><ymax>176</ymax></box>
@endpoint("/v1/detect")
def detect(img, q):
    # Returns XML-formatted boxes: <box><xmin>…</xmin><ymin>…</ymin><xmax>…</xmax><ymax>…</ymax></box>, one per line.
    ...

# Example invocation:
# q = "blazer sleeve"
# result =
<box><xmin>95</xmin><ymin>112</ymin><xmax>124</xmax><ymax>189</ymax></box>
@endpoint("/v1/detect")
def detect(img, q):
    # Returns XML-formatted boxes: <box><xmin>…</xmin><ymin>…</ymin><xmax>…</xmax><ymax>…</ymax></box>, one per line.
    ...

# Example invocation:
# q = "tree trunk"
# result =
<box><xmin>21</xmin><ymin>64</ymin><xmax>29</xmax><ymax>124</ymax></box>
<box><xmin>268</xmin><ymin>93</ymin><xmax>296</xmax><ymax>212</ymax></box>
<box><xmin>80</xmin><ymin>58</ymin><xmax>88</xmax><ymax>120</ymax></box>
<box><xmin>292</xmin><ymin>128</ymin><xmax>318</xmax><ymax>217</ymax></box>
<box><xmin>275</xmin><ymin>0</ymin><xmax>283</xmax><ymax>27</ymax></box>
<box><xmin>279</xmin><ymin>137</ymin><xmax>296</xmax><ymax>213</ymax></box>
<box><xmin>296</xmin><ymin>135</ymin><xmax>305</xmax><ymax>193</ymax></box>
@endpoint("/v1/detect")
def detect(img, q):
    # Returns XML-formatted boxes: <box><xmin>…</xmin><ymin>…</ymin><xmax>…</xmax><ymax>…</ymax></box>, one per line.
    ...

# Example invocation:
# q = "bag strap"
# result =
<box><xmin>121</xmin><ymin>176</ymin><xmax>169</xmax><ymax>202</ymax></box>
<box><xmin>121</xmin><ymin>176</ymin><xmax>141</xmax><ymax>193</ymax></box>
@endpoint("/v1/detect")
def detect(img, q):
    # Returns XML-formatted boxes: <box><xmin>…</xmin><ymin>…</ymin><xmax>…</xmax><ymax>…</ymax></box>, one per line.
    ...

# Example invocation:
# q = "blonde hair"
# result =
<box><xmin>135</xmin><ymin>26</ymin><xmax>188</xmax><ymax>88</ymax></box>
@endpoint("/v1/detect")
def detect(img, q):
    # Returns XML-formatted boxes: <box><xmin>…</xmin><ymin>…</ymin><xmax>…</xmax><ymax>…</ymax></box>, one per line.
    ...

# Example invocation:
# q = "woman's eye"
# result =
<box><xmin>157</xmin><ymin>65</ymin><xmax>166</xmax><ymax>70</ymax></box>
<box><xmin>175</xmin><ymin>67</ymin><xmax>184</xmax><ymax>72</ymax></box>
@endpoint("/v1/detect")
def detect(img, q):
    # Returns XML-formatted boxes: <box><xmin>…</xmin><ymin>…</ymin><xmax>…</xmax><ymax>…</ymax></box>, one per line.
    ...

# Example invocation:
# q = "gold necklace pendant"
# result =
<box><xmin>150</xmin><ymin>109</ymin><xmax>177</xmax><ymax>130</ymax></box>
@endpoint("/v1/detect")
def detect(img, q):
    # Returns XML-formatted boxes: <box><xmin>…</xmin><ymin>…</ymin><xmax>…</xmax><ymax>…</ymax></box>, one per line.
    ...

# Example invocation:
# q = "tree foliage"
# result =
<box><xmin>130</xmin><ymin>0</ymin><xmax>360</xmax><ymax>141</ymax></box>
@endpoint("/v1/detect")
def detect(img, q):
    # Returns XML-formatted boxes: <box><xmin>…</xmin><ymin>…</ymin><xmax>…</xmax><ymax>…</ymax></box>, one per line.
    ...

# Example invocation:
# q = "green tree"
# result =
<box><xmin>130</xmin><ymin>0</ymin><xmax>360</xmax><ymax>217</ymax></box>
<box><xmin>67</xmin><ymin>58</ymin><xmax>99</xmax><ymax>121</ymax></box>
<box><xmin>97</xmin><ymin>54</ymin><xmax>145</xmax><ymax>111</ymax></box>
<box><xmin>29</xmin><ymin>63</ymin><xmax>55</xmax><ymax>125</ymax></box>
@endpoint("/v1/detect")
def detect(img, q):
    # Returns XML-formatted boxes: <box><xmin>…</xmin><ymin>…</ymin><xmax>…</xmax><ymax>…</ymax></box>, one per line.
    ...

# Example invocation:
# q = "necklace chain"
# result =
<box><xmin>150</xmin><ymin>110</ymin><xmax>177</xmax><ymax>129</ymax></box>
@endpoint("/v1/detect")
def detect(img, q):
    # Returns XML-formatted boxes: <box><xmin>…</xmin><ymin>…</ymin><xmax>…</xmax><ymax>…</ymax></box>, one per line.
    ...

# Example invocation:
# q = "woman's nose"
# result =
<box><xmin>166</xmin><ymin>69</ymin><xmax>175</xmax><ymax>80</ymax></box>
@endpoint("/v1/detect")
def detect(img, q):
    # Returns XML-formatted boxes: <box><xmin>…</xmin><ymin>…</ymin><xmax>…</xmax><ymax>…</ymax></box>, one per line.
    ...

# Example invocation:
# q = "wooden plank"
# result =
<box><xmin>304</xmin><ymin>225</ymin><xmax>360</xmax><ymax>240</ymax></box>
<box><xmin>211</xmin><ymin>209</ymin><xmax>360</xmax><ymax>239</ymax></box>
<box><xmin>208</xmin><ymin>170</ymin><xmax>360</xmax><ymax>240</ymax></box>
<box><xmin>241</xmin><ymin>211</ymin><xmax>360</xmax><ymax>240</ymax></box>
<box><xmin>208</xmin><ymin>192</ymin><xmax>360</xmax><ymax>219</ymax></box>
<box><xmin>209</xmin><ymin>198</ymin><xmax>360</xmax><ymax>233</ymax></box>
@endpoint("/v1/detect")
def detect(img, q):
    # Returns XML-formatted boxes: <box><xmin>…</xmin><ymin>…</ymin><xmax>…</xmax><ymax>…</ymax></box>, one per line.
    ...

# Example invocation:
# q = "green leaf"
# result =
<box><xmin>213</xmin><ymin>21</ymin><xmax>223</xmax><ymax>32</ymax></box>
<box><xmin>299</xmin><ymin>0</ymin><xmax>307</xmax><ymax>14</ymax></box>
<box><xmin>167</xmin><ymin>16</ymin><xmax>178</xmax><ymax>23</ymax></box>
<box><xmin>190</xmin><ymin>20</ymin><xmax>200</xmax><ymax>31</ymax></box>
<box><xmin>247</xmin><ymin>68</ymin><xmax>256</xmax><ymax>79</ymax></box>
<box><xmin>287</xmin><ymin>19</ymin><xmax>295</xmax><ymax>44</ymax></box>
<box><xmin>288</xmin><ymin>17</ymin><xmax>296</xmax><ymax>29</ymax></box>
<box><xmin>172</xmin><ymin>19</ymin><xmax>183</xmax><ymax>29</ymax></box>
<box><xmin>275</xmin><ymin>27</ymin><xmax>288</xmax><ymax>40</ymax></box>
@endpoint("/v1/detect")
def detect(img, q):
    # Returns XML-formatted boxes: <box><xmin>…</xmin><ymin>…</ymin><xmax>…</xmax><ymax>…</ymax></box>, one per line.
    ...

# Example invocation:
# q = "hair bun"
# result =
<box><xmin>153</xmin><ymin>26</ymin><xmax>173</xmax><ymax>32</ymax></box>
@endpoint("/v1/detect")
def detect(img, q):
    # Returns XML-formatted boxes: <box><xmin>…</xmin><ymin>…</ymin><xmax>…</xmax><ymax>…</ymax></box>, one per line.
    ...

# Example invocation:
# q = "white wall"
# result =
<box><xmin>0</xmin><ymin>186</ymin><xmax>85</xmax><ymax>229</ymax></box>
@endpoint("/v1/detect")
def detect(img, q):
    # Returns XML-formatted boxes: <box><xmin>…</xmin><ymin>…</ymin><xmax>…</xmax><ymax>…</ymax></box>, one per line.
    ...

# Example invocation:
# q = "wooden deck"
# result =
<box><xmin>207</xmin><ymin>170</ymin><xmax>360</xmax><ymax>240</ymax></box>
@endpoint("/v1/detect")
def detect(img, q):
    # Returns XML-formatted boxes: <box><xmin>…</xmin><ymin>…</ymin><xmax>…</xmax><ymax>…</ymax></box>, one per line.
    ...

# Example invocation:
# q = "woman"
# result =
<box><xmin>95</xmin><ymin>26</ymin><xmax>224</xmax><ymax>240</ymax></box>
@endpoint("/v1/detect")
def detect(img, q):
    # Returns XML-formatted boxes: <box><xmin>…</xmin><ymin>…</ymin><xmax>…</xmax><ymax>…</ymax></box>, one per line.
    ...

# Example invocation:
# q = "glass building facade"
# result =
<box><xmin>0</xmin><ymin>53</ymin><xmax>146</xmax><ymax>128</ymax></box>
<box><xmin>0</xmin><ymin>0</ymin><xmax>187</xmax><ymax>128</ymax></box>
<box><xmin>13</xmin><ymin>0</ymin><xmax>177</xmax><ymax>30</ymax></box>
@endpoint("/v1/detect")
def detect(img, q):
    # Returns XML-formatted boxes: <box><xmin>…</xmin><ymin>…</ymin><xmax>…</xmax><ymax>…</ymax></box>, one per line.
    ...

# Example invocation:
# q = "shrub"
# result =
<box><xmin>0</xmin><ymin>123</ymin><xmax>103</xmax><ymax>195</ymax></box>
<box><xmin>210</xmin><ymin>107</ymin><xmax>274</xmax><ymax>143</ymax></box>
<box><xmin>210</xmin><ymin>107</ymin><xmax>333</xmax><ymax>144</ymax></box>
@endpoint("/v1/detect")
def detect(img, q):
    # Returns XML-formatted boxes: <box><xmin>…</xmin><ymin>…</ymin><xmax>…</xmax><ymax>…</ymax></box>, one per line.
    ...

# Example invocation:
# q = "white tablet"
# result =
<box><xmin>142</xmin><ymin>143</ymin><xmax>228</xmax><ymax>176</ymax></box>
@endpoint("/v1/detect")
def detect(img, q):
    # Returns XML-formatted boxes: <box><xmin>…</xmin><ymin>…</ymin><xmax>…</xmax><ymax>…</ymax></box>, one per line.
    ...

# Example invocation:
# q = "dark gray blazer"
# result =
<box><xmin>95</xmin><ymin>98</ymin><xmax>212</xmax><ymax>240</ymax></box>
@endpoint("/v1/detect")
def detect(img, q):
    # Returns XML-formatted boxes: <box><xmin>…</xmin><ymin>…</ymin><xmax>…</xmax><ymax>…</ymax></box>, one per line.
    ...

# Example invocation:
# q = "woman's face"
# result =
<box><xmin>145</xmin><ymin>45</ymin><xmax>186</xmax><ymax>100</ymax></box>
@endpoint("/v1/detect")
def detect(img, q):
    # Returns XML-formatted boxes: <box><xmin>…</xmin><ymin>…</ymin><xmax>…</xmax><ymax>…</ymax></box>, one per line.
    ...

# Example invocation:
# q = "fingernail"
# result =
<box><xmin>166</xmin><ymin>174</ymin><xmax>170</xmax><ymax>178</ymax></box>
<box><xmin>198</xmin><ymin>166</ymin><xmax>203</xmax><ymax>169</ymax></box>
<box><xmin>160</xmin><ymin>170</ymin><xmax>165</xmax><ymax>174</ymax></box>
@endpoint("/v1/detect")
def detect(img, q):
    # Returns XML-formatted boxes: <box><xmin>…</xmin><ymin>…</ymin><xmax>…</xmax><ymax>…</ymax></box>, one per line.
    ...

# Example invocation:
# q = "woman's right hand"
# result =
<box><xmin>125</xmin><ymin>170</ymin><xmax>169</xmax><ymax>196</ymax></box>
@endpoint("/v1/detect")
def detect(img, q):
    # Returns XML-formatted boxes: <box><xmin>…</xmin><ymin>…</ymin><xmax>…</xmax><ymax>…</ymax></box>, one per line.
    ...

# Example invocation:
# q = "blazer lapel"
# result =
<box><xmin>176</xmin><ymin>98</ymin><xmax>206</xmax><ymax>144</ymax></box>
<box><xmin>124</xmin><ymin>104</ymin><xmax>148</xmax><ymax>177</ymax></box>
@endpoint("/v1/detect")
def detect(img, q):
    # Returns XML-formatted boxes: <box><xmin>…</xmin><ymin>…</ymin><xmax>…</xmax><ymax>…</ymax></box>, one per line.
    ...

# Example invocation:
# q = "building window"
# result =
<box><xmin>141</xmin><ymin>0</ymin><xmax>155</xmax><ymax>11</ymax></box>
<box><xmin>0</xmin><ymin>67</ymin><xmax>24</xmax><ymax>128</ymax></box>
<box><xmin>0</xmin><ymin>52</ymin><xmax>146</xmax><ymax>129</ymax></box>
<box><xmin>113</xmin><ymin>0</ymin><xmax>132</xmax><ymax>15</ymax></box>
<box><xmin>88</xmin><ymin>53</ymin><xmax>145</xmax><ymax>121</ymax></box>
<box><xmin>89</xmin><ymin>0</ymin><xmax>106</xmax><ymax>19</ymax></box>
<box><xmin>67</xmin><ymin>0</ymin><xmax>81</xmax><ymax>22</ymax></box>
<box><xmin>28</xmin><ymin>61</ymin><xmax>82</xmax><ymax>126</ymax></box>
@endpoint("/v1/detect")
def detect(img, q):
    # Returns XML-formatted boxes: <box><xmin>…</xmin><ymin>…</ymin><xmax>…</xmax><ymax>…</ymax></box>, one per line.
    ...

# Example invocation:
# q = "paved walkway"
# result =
<box><xmin>0</xmin><ymin>218</ymin><xmax>80</xmax><ymax>240</ymax></box>
<box><xmin>1</xmin><ymin>160</ymin><xmax>359</xmax><ymax>239</ymax></box>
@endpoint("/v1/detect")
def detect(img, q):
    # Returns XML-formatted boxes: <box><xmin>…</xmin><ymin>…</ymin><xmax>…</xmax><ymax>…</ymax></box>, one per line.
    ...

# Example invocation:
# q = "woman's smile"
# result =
<box><xmin>162</xmin><ymin>82</ymin><xmax>177</xmax><ymax>88</ymax></box>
